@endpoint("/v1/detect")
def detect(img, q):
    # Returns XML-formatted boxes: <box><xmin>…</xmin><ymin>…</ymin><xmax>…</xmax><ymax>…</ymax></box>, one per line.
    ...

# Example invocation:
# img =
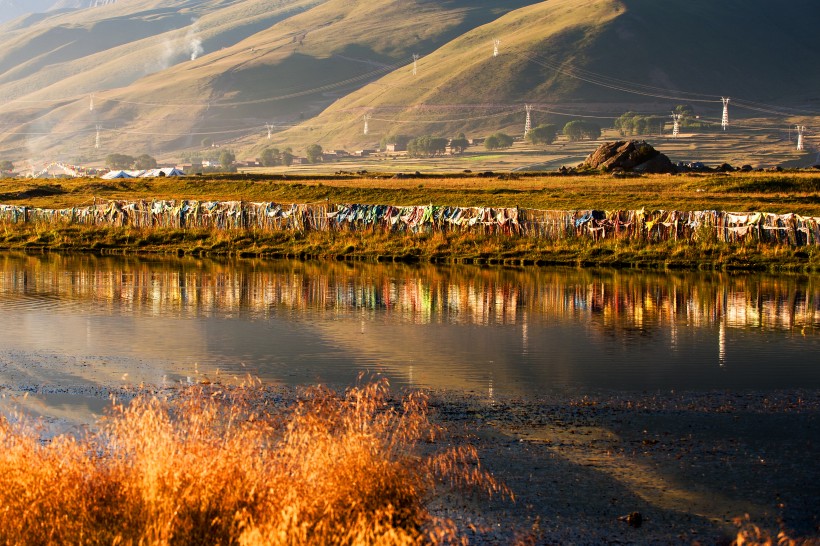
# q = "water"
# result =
<box><xmin>0</xmin><ymin>252</ymin><xmax>818</xmax><ymax>399</ymax></box>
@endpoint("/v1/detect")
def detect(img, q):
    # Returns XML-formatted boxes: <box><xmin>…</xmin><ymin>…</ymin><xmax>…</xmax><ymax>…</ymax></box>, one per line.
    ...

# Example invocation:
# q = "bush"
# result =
<box><xmin>0</xmin><ymin>381</ymin><xmax>509</xmax><ymax>545</ymax></box>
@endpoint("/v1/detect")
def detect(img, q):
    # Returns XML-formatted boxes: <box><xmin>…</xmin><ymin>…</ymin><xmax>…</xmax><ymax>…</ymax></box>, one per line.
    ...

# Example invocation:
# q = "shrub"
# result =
<box><xmin>0</xmin><ymin>381</ymin><xmax>509</xmax><ymax>545</ymax></box>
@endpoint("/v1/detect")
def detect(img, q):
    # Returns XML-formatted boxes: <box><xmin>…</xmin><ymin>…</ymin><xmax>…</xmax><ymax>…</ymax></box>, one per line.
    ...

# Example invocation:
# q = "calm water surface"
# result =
<box><xmin>0</xmin><ymin>252</ymin><xmax>818</xmax><ymax>397</ymax></box>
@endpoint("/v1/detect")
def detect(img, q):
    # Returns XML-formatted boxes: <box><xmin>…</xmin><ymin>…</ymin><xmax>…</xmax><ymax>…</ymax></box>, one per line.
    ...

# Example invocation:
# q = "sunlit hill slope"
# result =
<box><xmin>0</xmin><ymin>0</ymin><xmax>817</xmax><ymax>163</ymax></box>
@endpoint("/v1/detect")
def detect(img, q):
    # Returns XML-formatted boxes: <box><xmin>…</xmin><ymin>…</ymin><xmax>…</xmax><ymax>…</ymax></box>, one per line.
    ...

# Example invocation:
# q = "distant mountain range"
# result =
<box><xmin>0</xmin><ymin>0</ymin><xmax>817</xmax><ymax>164</ymax></box>
<box><xmin>0</xmin><ymin>0</ymin><xmax>116</xmax><ymax>23</ymax></box>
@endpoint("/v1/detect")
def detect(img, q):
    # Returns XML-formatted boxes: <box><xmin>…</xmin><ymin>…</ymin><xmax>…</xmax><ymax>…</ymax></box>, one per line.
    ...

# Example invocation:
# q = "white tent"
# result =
<box><xmin>139</xmin><ymin>168</ymin><xmax>185</xmax><ymax>178</ymax></box>
<box><xmin>101</xmin><ymin>170</ymin><xmax>133</xmax><ymax>179</ymax></box>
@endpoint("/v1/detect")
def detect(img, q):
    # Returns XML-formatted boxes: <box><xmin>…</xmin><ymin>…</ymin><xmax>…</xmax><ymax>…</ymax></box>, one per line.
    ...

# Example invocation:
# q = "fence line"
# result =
<box><xmin>2</xmin><ymin>200</ymin><xmax>819</xmax><ymax>246</ymax></box>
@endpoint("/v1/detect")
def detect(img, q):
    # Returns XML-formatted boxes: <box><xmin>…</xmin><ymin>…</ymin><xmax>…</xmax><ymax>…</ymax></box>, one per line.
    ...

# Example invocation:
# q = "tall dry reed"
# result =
<box><xmin>0</xmin><ymin>380</ymin><xmax>509</xmax><ymax>545</ymax></box>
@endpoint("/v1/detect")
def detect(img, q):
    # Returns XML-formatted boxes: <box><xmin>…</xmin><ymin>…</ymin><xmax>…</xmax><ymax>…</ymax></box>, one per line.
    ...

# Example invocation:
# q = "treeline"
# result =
<box><xmin>615</xmin><ymin>105</ymin><xmax>714</xmax><ymax>136</ymax></box>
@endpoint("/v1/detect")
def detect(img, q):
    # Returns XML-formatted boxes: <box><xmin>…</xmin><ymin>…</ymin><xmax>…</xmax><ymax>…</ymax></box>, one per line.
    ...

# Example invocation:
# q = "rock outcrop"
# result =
<box><xmin>582</xmin><ymin>141</ymin><xmax>676</xmax><ymax>174</ymax></box>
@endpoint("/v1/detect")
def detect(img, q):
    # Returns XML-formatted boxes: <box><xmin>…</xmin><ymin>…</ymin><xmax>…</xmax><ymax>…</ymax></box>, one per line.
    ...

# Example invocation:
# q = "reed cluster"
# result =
<box><xmin>0</xmin><ymin>381</ymin><xmax>509</xmax><ymax>545</ymax></box>
<box><xmin>732</xmin><ymin>516</ymin><xmax>820</xmax><ymax>546</ymax></box>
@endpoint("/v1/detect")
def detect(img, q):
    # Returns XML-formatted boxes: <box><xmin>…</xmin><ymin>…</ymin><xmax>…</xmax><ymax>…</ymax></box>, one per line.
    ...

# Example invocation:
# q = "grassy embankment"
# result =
<box><xmin>1</xmin><ymin>172</ymin><xmax>820</xmax><ymax>271</ymax></box>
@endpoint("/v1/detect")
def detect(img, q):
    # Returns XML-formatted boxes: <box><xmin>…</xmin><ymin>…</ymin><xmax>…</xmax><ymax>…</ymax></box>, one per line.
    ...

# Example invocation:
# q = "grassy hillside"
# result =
<box><xmin>0</xmin><ymin>0</ymin><xmax>817</xmax><ymax>167</ymax></box>
<box><xmin>268</xmin><ymin>0</ymin><xmax>820</xmax><ymax>153</ymax></box>
<box><xmin>0</xmin><ymin>0</ymin><xmax>327</xmax><ymax>159</ymax></box>
<box><xmin>0</xmin><ymin>0</ymin><xmax>537</xmax><ymax>163</ymax></box>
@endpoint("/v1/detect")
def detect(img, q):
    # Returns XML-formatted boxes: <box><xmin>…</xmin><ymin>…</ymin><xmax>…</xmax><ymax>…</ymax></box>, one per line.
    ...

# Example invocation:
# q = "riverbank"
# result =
<box><xmin>1</xmin><ymin>224</ymin><xmax>819</xmax><ymax>272</ymax></box>
<box><xmin>2</xmin><ymin>172</ymin><xmax>820</xmax><ymax>271</ymax></box>
<box><xmin>2</xmin><ymin>379</ymin><xmax>818</xmax><ymax>544</ymax></box>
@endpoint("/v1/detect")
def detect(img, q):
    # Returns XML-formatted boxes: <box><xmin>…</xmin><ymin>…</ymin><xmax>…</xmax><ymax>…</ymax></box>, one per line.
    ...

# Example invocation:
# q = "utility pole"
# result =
<box><xmin>671</xmin><ymin>112</ymin><xmax>682</xmax><ymax>137</ymax></box>
<box><xmin>721</xmin><ymin>97</ymin><xmax>730</xmax><ymax>131</ymax></box>
<box><xmin>266</xmin><ymin>123</ymin><xmax>273</xmax><ymax>140</ymax></box>
<box><xmin>796</xmin><ymin>125</ymin><xmax>806</xmax><ymax>151</ymax></box>
<box><xmin>363</xmin><ymin>114</ymin><xmax>371</xmax><ymax>136</ymax></box>
<box><xmin>524</xmin><ymin>104</ymin><xmax>533</xmax><ymax>136</ymax></box>
<box><xmin>493</xmin><ymin>38</ymin><xmax>500</xmax><ymax>58</ymax></box>
<box><xmin>412</xmin><ymin>54</ymin><xmax>419</xmax><ymax>76</ymax></box>
<box><xmin>95</xmin><ymin>125</ymin><xmax>102</xmax><ymax>149</ymax></box>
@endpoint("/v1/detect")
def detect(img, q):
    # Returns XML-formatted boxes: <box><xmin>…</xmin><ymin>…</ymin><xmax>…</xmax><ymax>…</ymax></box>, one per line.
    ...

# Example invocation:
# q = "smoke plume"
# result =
<box><xmin>185</xmin><ymin>20</ymin><xmax>204</xmax><ymax>61</ymax></box>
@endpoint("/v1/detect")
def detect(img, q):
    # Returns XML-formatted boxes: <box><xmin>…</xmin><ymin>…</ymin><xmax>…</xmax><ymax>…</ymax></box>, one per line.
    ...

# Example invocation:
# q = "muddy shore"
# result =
<box><xmin>2</xmin><ymin>378</ymin><xmax>818</xmax><ymax>544</ymax></box>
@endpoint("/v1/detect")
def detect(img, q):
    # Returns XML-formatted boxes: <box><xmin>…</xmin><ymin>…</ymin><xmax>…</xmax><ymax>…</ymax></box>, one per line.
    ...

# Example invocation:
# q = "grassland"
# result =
<box><xmin>1</xmin><ymin>171</ymin><xmax>820</xmax><ymax>271</ymax></box>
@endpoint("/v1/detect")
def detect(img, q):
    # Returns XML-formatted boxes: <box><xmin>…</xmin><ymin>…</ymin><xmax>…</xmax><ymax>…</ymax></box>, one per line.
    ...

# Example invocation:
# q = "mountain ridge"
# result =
<box><xmin>0</xmin><ymin>0</ymin><xmax>817</xmax><ymax>164</ymax></box>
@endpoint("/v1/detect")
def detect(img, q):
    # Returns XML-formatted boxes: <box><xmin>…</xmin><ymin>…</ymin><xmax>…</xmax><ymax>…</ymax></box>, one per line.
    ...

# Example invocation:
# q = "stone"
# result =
<box><xmin>582</xmin><ymin>141</ymin><xmax>675</xmax><ymax>174</ymax></box>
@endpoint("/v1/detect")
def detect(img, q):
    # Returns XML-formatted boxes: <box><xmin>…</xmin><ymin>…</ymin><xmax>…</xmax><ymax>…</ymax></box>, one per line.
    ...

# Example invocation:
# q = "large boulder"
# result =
<box><xmin>582</xmin><ymin>141</ymin><xmax>676</xmax><ymax>174</ymax></box>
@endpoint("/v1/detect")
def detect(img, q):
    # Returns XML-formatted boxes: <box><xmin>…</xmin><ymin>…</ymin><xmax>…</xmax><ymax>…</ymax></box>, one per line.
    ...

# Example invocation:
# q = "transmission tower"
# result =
<box><xmin>265</xmin><ymin>123</ymin><xmax>274</xmax><ymax>139</ymax></box>
<box><xmin>412</xmin><ymin>54</ymin><xmax>419</xmax><ymax>76</ymax></box>
<box><xmin>796</xmin><ymin>125</ymin><xmax>806</xmax><ymax>151</ymax></box>
<box><xmin>524</xmin><ymin>104</ymin><xmax>533</xmax><ymax>136</ymax></box>
<box><xmin>95</xmin><ymin>125</ymin><xmax>102</xmax><ymax>149</ymax></box>
<box><xmin>363</xmin><ymin>114</ymin><xmax>371</xmax><ymax>136</ymax></box>
<box><xmin>89</xmin><ymin>94</ymin><xmax>94</xmax><ymax>111</ymax></box>
<box><xmin>721</xmin><ymin>97</ymin><xmax>730</xmax><ymax>130</ymax></box>
<box><xmin>493</xmin><ymin>38</ymin><xmax>500</xmax><ymax>58</ymax></box>
<box><xmin>671</xmin><ymin>112</ymin><xmax>683</xmax><ymax>137</ymax></box>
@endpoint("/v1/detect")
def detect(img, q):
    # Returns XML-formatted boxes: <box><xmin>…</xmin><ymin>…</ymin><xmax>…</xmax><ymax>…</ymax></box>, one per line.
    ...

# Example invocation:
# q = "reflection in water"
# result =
<box><xmin>0</xmin><ymin>252</ymin><xmax>818</xmax><ymax>396</ymax></box>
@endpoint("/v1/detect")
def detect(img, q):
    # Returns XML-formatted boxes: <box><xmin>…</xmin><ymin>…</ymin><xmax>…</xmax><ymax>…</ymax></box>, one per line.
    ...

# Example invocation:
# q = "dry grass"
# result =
<box><xmin>0</xmin><ymin>380</ymin><xmax>510</xmax><ymax>545</ymax></box>
<box><xmin>3</xmin><ymin>171</ymin><xmax>820</xmax><ymax>215</ymax></box>
<box><xmin>732</xmin><ymin>517</ymin><xmax>820</xmax><ymax>546</ymax></box>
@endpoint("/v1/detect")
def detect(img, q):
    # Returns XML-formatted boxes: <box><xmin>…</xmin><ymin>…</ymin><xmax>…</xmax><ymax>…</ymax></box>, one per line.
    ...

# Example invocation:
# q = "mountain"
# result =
<box><xmin>0</xmin><ymin>0</ymin><xmax>817</xmax><ymax>164</ymax></box>
<box><xmin>275</xmin><ymin>0</ymin><xmax>820</xmax><ymax>151</ymax></box>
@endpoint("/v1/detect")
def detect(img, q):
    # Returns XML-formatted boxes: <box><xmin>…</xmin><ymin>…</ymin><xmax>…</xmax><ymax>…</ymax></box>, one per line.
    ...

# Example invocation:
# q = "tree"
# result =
<box><xmin>134</xmin><ymin>154</ymin><xmax>157</xmax><ymax>170</ymax></box>
<box><xmin>407</xmin><ymin>135</ymin><xmax>448</xmax><ymax>157</ymax></box>
<box><xmin>261</xmin><ymin>147</ymin><xmax>281</xmax><ymax>167</ymax></box>
<box><xmin>527</xmin><ymin>124</ymin><xmax>558</xmax><ymax>146</ymax></box>
<box><xmin>615</xmin><ymin>112</ymin><xmax>667</xmax><ymax>136</ymax></box>
<box><xmin>485</xmin><ymin>132</ymin><xmax>513</xmax><ymax>150</ymax></box>
<box><xmin>281</xmin><ymin>148</ymin><xmax>294</xmax><ymax>167</ymax></box>
<box><xmin>382</xmin><ymin>134</ymin><xmax>413</xmax><ymax>151</ymax></box>
<box><xmin>449</xmin><ymin>133</ymin><xmax>469</xmax><ymax>154</ymax></box>
<box><xmin>0</xmin><ymin>160</ymin><xmax>14</xmax><ymax>173</ymax></box>
<box><xmin>563</xmin><ymin>121</ymin><xmax>600</xmax><ymax>142</ymax></box>
<box><xmin>105</xmin><ymin>153</ymin><xmax>135</xmax><ymax>169</ymax></box>
<box><xmin>218</xmin><ymin>150</ymin><xmax>236</xmax><ymax>169</ymax></box>
<box><xmin>306</xmin><ymin>144</ymin><xmax>324</xmax><ymax>163</ymax></box>
<box><xmin>201</xmin><ymin>138</ymin><xmax>213</xmax><ymax>148</ymax></box>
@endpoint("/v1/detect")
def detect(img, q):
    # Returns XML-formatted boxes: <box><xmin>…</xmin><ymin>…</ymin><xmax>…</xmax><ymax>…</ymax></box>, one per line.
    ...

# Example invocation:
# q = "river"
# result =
<box><xmin>0</xmin><ymin>252</ymin><xmax>818</xmax><ymax>400</ymax></box>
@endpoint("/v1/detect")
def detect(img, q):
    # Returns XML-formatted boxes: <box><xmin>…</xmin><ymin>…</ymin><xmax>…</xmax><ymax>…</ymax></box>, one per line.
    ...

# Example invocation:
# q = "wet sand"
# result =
<box><xmin>428</xmin><ymin>390</ymin><xmax>820</xmax><ymax>544</ymax></box>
